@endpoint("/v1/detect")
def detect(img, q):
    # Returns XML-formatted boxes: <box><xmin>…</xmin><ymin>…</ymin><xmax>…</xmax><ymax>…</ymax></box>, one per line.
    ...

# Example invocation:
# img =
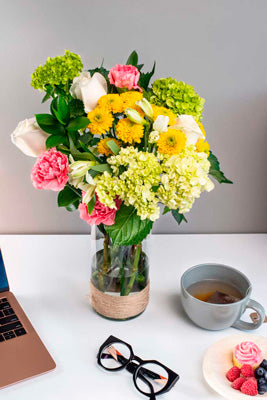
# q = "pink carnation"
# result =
<box><xmin>79</xmin><ymin>194</ymin><xmax>121</xmax><ymax>226</ymax></box>
<box><xmin>108</xmin><ymin>64</ymin><xmax>142</xmax><ymax>91</ymax></box>
<box><xmin>31</xmin><ymin>148</ymin><xmax>69</xmax><ymax>191</ymax></box>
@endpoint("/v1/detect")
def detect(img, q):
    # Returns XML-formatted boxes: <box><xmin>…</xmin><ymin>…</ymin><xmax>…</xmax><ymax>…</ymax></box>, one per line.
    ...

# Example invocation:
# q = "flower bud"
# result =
<box><xmin>125</xmin><ymin>108</ymin><xmax>147</xmax><ymax>125</ymax></box>
<box><xmin>136</xmin><ymin>98</ymin><xmax>153</xmax><ymax>119</ymax></box>
<box><xmin>82</xmin><ymin>185</ymin><xmax>96</xmax><ymax>204</ymax></box>
<box><xmin>148</xmin><ymin>131</ymin><xmax>160</xmax><ymax>144</ymax></box>
<box><xmin>69</xmin><ymin>160</ymin><xmax>96</xmax><ymax>178</ymax></box>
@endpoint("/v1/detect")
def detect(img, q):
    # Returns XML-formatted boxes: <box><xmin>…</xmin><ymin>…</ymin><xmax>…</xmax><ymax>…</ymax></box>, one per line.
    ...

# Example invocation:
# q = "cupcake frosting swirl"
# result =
<box><xmin>234</xmin><ymin>341</ymin><xmax>261</xmax><ymax>365</ymax></box>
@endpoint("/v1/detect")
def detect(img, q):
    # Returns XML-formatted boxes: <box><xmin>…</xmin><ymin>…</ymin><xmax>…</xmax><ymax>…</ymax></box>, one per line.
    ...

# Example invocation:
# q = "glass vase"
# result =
<box><xmin>90</xmin><ymin>225</ymin><xmax>150</xmax><ymax>320</ymax></box>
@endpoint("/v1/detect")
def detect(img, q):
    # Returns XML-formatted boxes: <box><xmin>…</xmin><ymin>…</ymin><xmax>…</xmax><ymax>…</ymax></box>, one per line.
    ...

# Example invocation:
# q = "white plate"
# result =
<box><xmin>203</xmin><ymin>334</ymin><xmax>267</xmax><ymax>399</ymax></box>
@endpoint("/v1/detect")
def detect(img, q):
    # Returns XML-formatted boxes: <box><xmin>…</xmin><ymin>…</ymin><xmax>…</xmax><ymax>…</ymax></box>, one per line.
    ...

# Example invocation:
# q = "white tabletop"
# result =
<box><xmin>0</xmin><ymin>234</ymin><xmax>266</xmax><ymax>400</ymax></box>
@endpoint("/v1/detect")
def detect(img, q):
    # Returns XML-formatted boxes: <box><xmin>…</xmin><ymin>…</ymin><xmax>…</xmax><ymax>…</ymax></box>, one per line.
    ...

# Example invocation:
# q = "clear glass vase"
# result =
<box><xmin>90</xmin><ymin>225</ymin><xmax>150</xmax><ymax>320</ymax></box>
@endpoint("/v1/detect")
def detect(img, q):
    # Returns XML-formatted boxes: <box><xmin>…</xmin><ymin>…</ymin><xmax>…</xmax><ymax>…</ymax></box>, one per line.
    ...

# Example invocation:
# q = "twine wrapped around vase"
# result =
<box><xmin>90</xmin><ymin>280</ymin><xmax>150</xmax><ymax>320</ymax></box>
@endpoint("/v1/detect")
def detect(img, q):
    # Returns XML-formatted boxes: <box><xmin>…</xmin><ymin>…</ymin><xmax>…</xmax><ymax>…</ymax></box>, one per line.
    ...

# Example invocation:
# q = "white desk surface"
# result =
<box><xmin>0</xmin><ymin>234</ymin><xmax>266</xmax><ymax>400</ymax></box>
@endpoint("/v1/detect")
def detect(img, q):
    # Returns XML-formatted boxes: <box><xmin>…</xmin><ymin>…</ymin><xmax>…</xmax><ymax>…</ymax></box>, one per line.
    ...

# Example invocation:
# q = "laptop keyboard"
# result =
<box><xmin>0</xmin><ymin>298</ymin><xmax>26</xmax><ymax>342</ymax></box>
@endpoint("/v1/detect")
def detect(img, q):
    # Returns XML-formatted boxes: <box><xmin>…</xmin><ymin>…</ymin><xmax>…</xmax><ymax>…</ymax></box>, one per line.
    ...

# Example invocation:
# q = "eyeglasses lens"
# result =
<box><xmin>100</xmin><ymin>342</ymin><xmax>131</xmax><ymax>370</ymax></box>
<box><xmin>136</xmin><ymin>362</ymin><xmax>169</xmax><ymax>394</ymax></box>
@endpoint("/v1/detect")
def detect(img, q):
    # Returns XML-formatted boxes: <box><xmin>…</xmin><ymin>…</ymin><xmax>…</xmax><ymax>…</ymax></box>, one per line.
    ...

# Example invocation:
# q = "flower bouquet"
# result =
<box><xmin>12</xmin><ymin>50</ymin><xmax>232</xmax><ymax>320</ymax></box>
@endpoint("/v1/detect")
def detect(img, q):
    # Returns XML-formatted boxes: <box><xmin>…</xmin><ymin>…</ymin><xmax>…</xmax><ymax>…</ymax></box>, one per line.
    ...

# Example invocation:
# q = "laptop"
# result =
<box><xmin>0</xmin><ymin>249</ymin><xmax>56</xmax><ymax>389</ymax></box>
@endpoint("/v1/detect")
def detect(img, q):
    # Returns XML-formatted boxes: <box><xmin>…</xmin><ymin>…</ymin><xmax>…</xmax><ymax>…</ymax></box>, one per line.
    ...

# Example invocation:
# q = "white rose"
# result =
<box><xmin>173</xmin><ymin>115</ymin><xmax>204</xmax><ymax>145</ymax></box>
<box><xmin>70</xmin><ymin>72</ymin><xmax>107</xmax><ymax>113</ymax></box>
<box><xmin>11</xmin><ymin>117</ymin><xmax>49</xmax><ymax>157</ymax></box>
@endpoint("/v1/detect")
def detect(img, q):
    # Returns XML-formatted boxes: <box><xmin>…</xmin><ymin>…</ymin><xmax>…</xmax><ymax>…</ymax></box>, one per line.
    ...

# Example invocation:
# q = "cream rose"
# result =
<box><xmin>11</xmin><ymin>117</ymin><xmax>49</xmax><ymax>157</ymax></box>
<box><xmin>70</xmin><ymin>72</ymin><xmax>107</xmax><ymax>113</ymax></box>
<box><xmin>173</xmin><ymin>115</ymin><xmax>204</xmax><ymax>145</ymax></box>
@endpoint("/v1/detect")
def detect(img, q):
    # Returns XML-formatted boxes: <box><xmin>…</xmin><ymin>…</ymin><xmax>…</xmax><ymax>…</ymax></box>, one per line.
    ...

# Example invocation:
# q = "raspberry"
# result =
<box><xmin>232</xmin><ymin>377</ymin><xmax>247</xmax><ymax>390</ymax></box>
<box><xmin>241</xmin><ymin>364</ymin><xmax>254</xmax><ymax>378</ymax></box>
<box><xmin>226</xmin><ymin>366</ymin><xmax>241</xmax><ymax>382</ymax></box>
<box><xmin>240</xmin><ymin>378</ymin><xmax>258</xmax><ymax>396</ymax></box>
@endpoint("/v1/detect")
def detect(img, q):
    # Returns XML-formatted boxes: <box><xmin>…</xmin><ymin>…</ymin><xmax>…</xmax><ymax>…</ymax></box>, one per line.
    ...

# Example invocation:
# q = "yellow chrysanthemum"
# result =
<box><xmin>157</xmin><ymin>128</ymin><xmax>186</xmax><ymax>155</ymax></box>
<box><xmin>120</xmin><ymin>91</ymin><xmax>143</xmax><ymax>109</ymax></box>
<box><xmin>87</xmin><ymin>107</ymin><xmax>114</xmax><ymax>135</ymax></box>
<box><xmin>151</xmin><ymin>105</ymin><xmax>176</xmax><ymax>126</ymax></box>
<box><xmin>116</xmin><ymin>118</ymin><xmax>144</xmax><ymax>144</ymax></box>
<box><xmin>196</xmin><ymin>139</ymin><xmax>210</xmax><ymax>155</ymax></box>
<box><xmin>97</xmin><ymin>138</ymin><xmax>121</xmax><ymax>157</ymax></box>
<box><xmin>197</xmin><ymin>121</ymin><xmax>206</xmax><ymax>137</ymax></box>
<box><xmin>98</xmin><ymin>94</ymin><xmax>124</xmax><ymax>114</ymax></box>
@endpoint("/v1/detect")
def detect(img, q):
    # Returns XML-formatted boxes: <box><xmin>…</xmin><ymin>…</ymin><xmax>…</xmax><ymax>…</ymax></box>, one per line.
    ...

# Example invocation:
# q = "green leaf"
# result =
<box><xmin>88</xmin><ymin>66</ymin><xmax>109</xmax><ymax>81</ymax></box>
<box><xmin>139</xmin><ymin>62</ymin><xmax>156</xmax><ymax>90</ymax></box>
<box><xmin>65</xmin><ymin>200</ymin><xmax>80</xmax><ymax>212</ymax></box>
<box><xmin>88</xmin><ymin>169</ymin><xmax>99</xmax><ymax>179</ymax></box>
<box><xmin>46</xmin><ymin>134</ymin><xmax>67</xmax><ymax>149</ymax></box>
<box><xmin>68</xmin><ymin>133</ymin><xmax>96</xmax><ymax>161</ymax></box>
<box><xmin>171</xmin><ymin>209</ymin><xmax>188</xmax><ymax>225</ymax></box>
<box><xmin>58</xmin><ymin>96</ymin><xmax>69</xmax><ymax>122</ymax></box>
<box><xmin>50</xmin><ymin>96</ymin><xmax>69</xmax><ymax>124</ymax></box>
<box><xmin>35</xmin><ymin>114</ymin><xmax>65</xmax><ymax>135</ymax></box>
<box><xmin>90</xmin><ymin>164</ymin><xmax>112</xmax><ymax>173</ymax></box>
<box><xmin>208</xmin><ymin>151</ymin><xmax>233</xmax><ymax>184</ymax></box>
<box><xmin>67</xmin><ymin>116</ymin><xmax>90</xmax><ymax>132</ymax></box>
<box><xmin>126</xmin><ymin>50</ymin><xmax>138</xmax><ymax>66</ymax></box>
<box><xmin>163</xmin><ymin>206</ymin><xmax>170</xmax><ymax>215</ymax></box>
<box><xmin>57</xmin><ymin>185</ymin><xmax>81</xmax><ymax>207</ymax></box>
<box><xmin>79</xmin><ymin>133</ymin><xmax>93</xmax><ymax>145</ymax></box>
<box><xmin>69</xmin><ymin>98</ymin><xmax>85</xmax><ymax>118</ymax></box>
<box><xmin>106</xmin><ymin>139</ymin><xmax>120</xmax><ymax>155</ymax></box>
<box><xmin>78</xmin><ymin>140</ymin><xmax>100</xmax><ymax>161</ymax></box>
<box><xmin>42</xmin><ymin>92</ymin><xmax>51</xmax><ymax>103</ymax></box>
<box><xmin>105</xmin><ymin>204</ymin><xmax>153</xmax><ymax>246</ymax></box>
<box><xmin>87</xmin><ymin>194</ymin><xmax>96</xmax><ymax>215</ymax></box>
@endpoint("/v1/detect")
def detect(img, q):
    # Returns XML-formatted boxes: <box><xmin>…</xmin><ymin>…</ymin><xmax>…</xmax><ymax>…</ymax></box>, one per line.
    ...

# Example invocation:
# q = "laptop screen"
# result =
<box><xmin>0</xmin><ymin>250</ymin><xmax>9</xmax><ymax>292</ymax></box>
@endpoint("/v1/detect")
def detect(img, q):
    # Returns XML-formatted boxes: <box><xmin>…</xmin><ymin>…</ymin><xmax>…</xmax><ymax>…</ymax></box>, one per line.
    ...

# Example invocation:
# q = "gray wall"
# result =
<box><xmin>1</xmin><ymin>0</ymin><xmax>267</xmax><ymax>234</ymax></box>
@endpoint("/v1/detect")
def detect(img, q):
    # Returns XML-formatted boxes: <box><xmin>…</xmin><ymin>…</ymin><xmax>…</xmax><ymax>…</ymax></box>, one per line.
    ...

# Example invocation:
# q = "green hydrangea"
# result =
<box><xmin>150</xmin><ymin>78</ymin><xmax>205</xmax><ymax>121</ymax></box>
<box><xmin>94</xmin><ymin>147</ymin><xmax>162</xmax><ymax>221</ymax></box>
<box><xmin>31</xmin><ymin>50</ymin><xmax>83</xmax><ymax>91</ymax></box>
<box><xmin>157</xmin><ymin>146</ymin><xmax>214</xmax><ymax>213</ymax></box>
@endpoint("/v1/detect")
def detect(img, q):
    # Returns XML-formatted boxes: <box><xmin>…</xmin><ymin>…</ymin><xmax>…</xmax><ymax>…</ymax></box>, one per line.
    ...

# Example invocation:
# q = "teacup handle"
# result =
<box><xmin>232</xmin><ymin>299</ymin><xmax>265</xmax><ymax>330</ymax></box>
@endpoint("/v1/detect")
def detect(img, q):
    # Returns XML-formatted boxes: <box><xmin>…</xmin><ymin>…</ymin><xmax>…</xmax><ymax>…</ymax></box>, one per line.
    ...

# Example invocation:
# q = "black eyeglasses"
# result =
<box><xmin>97</xmin><ymin>335</ymin><xmax>179</xmax><ymax>400</ymax></box>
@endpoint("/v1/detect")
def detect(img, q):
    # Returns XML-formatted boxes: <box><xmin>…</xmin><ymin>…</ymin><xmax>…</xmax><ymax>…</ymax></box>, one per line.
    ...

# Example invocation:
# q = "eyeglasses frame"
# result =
<box><xmin>97</xmin><ymin>335</ymin><xmax>179</xmax><ymax>399</ymax></box>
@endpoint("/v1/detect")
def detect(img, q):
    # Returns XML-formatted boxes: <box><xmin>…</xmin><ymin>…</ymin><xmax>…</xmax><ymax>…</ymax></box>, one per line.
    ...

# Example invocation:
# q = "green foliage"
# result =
<box><xmin>88</xmin><ymin>66</ymin><xmax>109</xmax><ymax>81</ymax></box>
<box><xmin>67</xmin><ymin>116</ymin><xmax>90</xmax><ymax>132</ymax></box>
<box><xmin>46</xmin><ymin>134</ymin><xmax>67</xmax><ymax>149</ymax></box>
<box><xmin>90</xmin><ymin>164</ymin><xmax>112</xmax><ymax>173</ymax></box>
<box><xmin>69</xmin><ymin>98</ymin><xmax>85</xmax><ymax>118</ymax></box>
<box><xmin>31</xmin><ymin>50</ymin><xmax>83</xmax><ymax>92</ymax></box>
<box><xmin>57</xmin><ymin>185</ymin><xmax>81</xmax><ymax>208</ymax></box>
<box><xmin>171</xmin><ymin>209</ymin><xmax>188</xmax><ymax>225</ymax></box>
<box><xmin>139</xmin><ymin>62</ymin><xmax>156</xmax><ymax>91</ymax></box>
<box><xmin>65</xmin><ymin>201</ymin><xmax>80</xmax><ymax>212</ymax></box>
<box><xmin>50</xmin><ymin>96</ymin><xmax>70</xmax><ymax>125</ymax></box>
<box><xmin>87</xmin><ymin>194</ymin><xmax>96</xmax><ymax>215</ymax></box>
<box><xmin>150</xmin><ymin>77</ymin><xmax>205</xmax><ymax>121</ymax></box>
<box><xmin>106</xmin><ymin>139</ymin><xmax>120</xmax><ymax>155</ymax></box>
<box><xmin>208</xmin><ymin>151</ymin><xmax>233</xmax><ymax>184</ymax></box>
<box><xmin>126</xmin><ymin>50</ymin><xmax>138</xmax><ymax>66</ymax></box>
<box><xmin>105</xmin><ymin>204</ymin><xmax>153</xmax><ymax>246</ymax></box>
<box><xmin>35</xmin><ymin>114</ymin><xmax>65</xmax><ymax>135</ymax></box>
<box><xmin>163</xmin><ymin>206</ymin><xmax>170</xmax><ymax>215</ymax></box>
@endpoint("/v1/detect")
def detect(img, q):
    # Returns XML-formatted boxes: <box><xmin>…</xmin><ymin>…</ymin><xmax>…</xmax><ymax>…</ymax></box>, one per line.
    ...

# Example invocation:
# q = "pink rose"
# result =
<box><xmin>108</xmin><ymin>64</ymin><xmax>142</xmax><ymax>91</ymax></box>
<box><xmin>79</xmin><ymin>194</ymin><xmax>121</xmax><ymax>226</ymax></box>
<box><xmin>31</xmin><ymin>148</ymin><xmax>69</xmax><ymax>191</ymax></box>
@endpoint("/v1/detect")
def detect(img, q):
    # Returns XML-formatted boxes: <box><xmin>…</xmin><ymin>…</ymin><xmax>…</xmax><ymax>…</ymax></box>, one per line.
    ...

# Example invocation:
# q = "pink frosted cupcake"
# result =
<box><xmin>233</xmin><ymin>341</ymin><xmax>262</xmax><ymax>369</ymax></box>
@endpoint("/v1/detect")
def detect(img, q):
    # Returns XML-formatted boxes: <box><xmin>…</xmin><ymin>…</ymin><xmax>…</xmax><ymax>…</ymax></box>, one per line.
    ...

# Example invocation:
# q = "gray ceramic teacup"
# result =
<box><xmin>181</xmin><ymin>263</ymin><xmax>265</xmax><ymax>331</ymax></box>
